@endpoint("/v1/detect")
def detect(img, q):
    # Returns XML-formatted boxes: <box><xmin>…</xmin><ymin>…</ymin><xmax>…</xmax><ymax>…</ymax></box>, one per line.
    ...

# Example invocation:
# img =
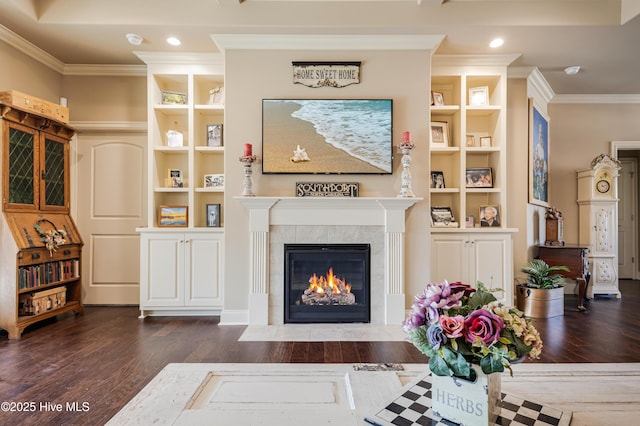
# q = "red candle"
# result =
<box><xmin>244</xmin><ymin>143</ymin><xmax>252</xmax><ymax>157</ymax></box>
<box><xmin>402</xmin><ymin>131</ymin><xmax>411</xmax><ymax>145</ymax></box>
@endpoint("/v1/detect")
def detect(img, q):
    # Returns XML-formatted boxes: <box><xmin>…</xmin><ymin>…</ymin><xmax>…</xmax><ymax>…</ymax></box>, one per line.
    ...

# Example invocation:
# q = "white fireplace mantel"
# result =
<box><xmin>235</xmin><ymin>196</ymin><xmax>421</xmax><ymax>325</ymax></box>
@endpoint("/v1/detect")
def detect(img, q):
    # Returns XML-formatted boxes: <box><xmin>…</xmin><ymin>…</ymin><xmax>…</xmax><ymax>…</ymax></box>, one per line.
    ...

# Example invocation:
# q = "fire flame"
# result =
<box><xmin>308</xmin><ymin>267</ymin><xmax>352</xmax><ymax>294</ymax></box>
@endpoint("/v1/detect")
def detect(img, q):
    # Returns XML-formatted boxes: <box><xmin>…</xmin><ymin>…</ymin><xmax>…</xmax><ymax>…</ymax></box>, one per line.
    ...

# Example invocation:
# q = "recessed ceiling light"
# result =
<box><xmin>126</xmin><ymin>33</ymin><xmax>143</xmax><ymax>46</ymax></box>
<box><xmin>166</xmin><ymin>36</ymin><xmax>181</xmax><ymax>46</ymax></box>
<box><xmin>489</xmin><ymin>38</ymin><xmax>504</xmax><ymax>48</ymax></box>
<box><xmin>564</xmin><ymin>66</ymin><xmax>581</xmax><ymax>75</ymax></box>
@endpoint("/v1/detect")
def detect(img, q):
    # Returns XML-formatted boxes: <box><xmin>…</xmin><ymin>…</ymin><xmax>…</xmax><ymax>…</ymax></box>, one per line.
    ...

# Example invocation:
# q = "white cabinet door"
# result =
<box><xmin>185</xmin><ymin>232</ymin><xmax>223</xmax><ymax>306</ymax></box>
<box><xmin>141</xmin><ymin>233</ymin><xmax>185</xmax><ymax>308</ymax></box>
<box><xmin>431</xmin><ymin>232</ymin><xmax>513</xmax><ymax>304</ymax></box>
<box><xmin>431</xmin><ymin>234</ymin><xmax>468</xmax><ymax>283</ymax></box>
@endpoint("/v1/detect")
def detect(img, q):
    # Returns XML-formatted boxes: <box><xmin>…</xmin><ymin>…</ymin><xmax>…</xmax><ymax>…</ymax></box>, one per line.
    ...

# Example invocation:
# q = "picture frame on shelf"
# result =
<box><xmin>480</xmin><ymin>136</ymin><xmax>492</xmax><ymax>147</ymax></box>
<box><xmin>158</xmin><ymin>206</ymin><xmax>188</xmax><ymax>227</ymax></box>
<box><xmin>431</xmin><ymin>171</ymin><xmax>445</xmax><ymax>188</ymax></box>
<box><xmin>465</xmin><ymin>216</ymin><xmax>475</xmax><ymax>228</ymax></box>
<box><xmin>469</xmin><ymin>86</ymin><xmax>489</xmax><ymax>106</ymax></box>
<box><xmin>466</xmin><ymin>134</ymin><xmax>476</xmax><ymax>147</ymax></box>
<box><xmin>207</xmin><ymin>124</ymin><xmax>223</xmax><ymax>147</ymax></box>
<box><xmin>465</xmin><ymin>167</ymin><xmax>493</xmax><ymax>188</ymax></box>
<box><xmin>430</xmin><ymin>121</ymin><xmax>449</xmax><ymax>147</ymax></box>
<box><xmin>206</xmin><ymin>204</ymin><xmax>221</xmax><ymax>227</ymax></box>
<box><xmin>430</xmin><ymin>206</ymin><xmax>458</xmax><ymax>227</ymax></box>
<box><xmin>204</xmin><ymin>174</ymin><xmax>224</xmax><ymax>188</ymax></box>
<box><xmin>168</xmin><ymin>169</ymin><xmax>183</xmax><ymax>188</ymax></box>
<box><xmin>431</xmin><ymin>91</ymin><xmax>445</xmax><ymax>106</ymax></box>
<box><xmin>479</xmin><ymin>205</ymin><xmax>501</xmax><ymax>227</ymax></box>
<box><xmin>161</xmin><ymin>91</ymin><xmax>187</xmax><ymax>105</ymax></box>
<box><xmin>528</xmin><ymin>98</ymin><xmax>550</xmax><ymax>207</ymax></box>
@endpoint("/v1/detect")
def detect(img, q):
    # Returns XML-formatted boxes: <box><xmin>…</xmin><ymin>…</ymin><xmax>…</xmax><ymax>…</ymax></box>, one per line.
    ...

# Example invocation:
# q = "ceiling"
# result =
<box><xmin>1</xmin><ymin>0</ymin><xmax>640</xmax><ymax>98</ymax></box>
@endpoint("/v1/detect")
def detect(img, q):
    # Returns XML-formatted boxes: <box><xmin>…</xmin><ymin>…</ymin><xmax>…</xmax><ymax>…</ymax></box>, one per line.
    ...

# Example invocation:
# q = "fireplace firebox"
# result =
<box><xmin>284</xmin><ymin>243</ymin><xmax>370</xmax><ymax>323</ymax></box>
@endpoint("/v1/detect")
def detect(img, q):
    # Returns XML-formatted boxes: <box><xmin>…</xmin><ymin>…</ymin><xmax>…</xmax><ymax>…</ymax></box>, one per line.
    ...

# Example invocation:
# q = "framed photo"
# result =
<box><xmin>466</xmin><ymin>134</ymin><xmax>476</xmax><ymax>147</ymax></box>
<box><xmin>161</xmin><ymin>91</ymin><xmax>187</xmax><ymax>105</ymax></box>
<box><xmin>465</xmin><ymin>216</ymin><xmax>475</xmax><ymax>228</ymax></box>
<box><xmin>206</xmin><ymin>204</ymin><xmax>221</xmax><ymax>227</ymax></box>
<box><xmin>207</xmin><ymin>124</ymin><xmax>223</xmax><ymax>147</ymax></box>
<box><xmin>529</xmin><ymin>98</ymin><xmax>550</xmax><ymax>207</ymax></box>
<box><xmin>479</xmin><ymin>205</ymin><xmax>501</xmax><ymax>227</ymax></box>
<box><xmin>431</xmin><ymin>91</ymin><xmax>445</xmax><ymax>106</ymax></box>
<box><xmin>480</xmin><ymin>136</ymin><xmax>492</xmax><ymax>147</ymax></box>
<box><xmin>430</xmin><ymin>121</ymin><xmax>449</xmax><ymax>147</ymax></box>
<box><xmin>168</xmin><ymin>169</ymin><xmax>183</xmax><ymax>188</ymax></box>
<box><xmin>430</xmin><ymin>206</ymin><xmax>457</xmax><ymax>226</ymax></box>
<box><xmin>469</xmin><ymin>86</ymin><xmax>489</xmax><ymax>106</ymax></box>
<box><xmin>431</xmin><ymin>171</ymin><xmax>445</xmax><ymax>188</ymax></box>
<box><xmin>158</xmin><ymin>206</ymin><xmax>188</xmax><ymax>227</ymax></box>
<box><xmin>465</xmin><ymin>167</ymin><xmax>493</xmax><ymax>188</ymax></box>
<box><xmin>204</xmin><ymin>174</ymin><xmax>224</xmax><ymax>188</ymax></box>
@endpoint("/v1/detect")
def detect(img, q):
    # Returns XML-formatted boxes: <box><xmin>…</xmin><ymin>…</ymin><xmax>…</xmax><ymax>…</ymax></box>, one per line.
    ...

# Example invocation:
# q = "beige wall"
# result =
<box><xmin>222</xmin><ymin>49</ymin><xmax>432</xmax><ymax>311</ymax></box>
<box><xmin>548</xmin><ymin>103</ymin><xmax>640</xmax><ymax>245</ymax></box>
<box><xmin>61</xmin><ymin>76</ymin><xmax>147</xmax><ymax>122</ymax></box>
<box><xmin>0</xmin><ymin>41</ymin><xmax>62</xmax><ymax>101</ymax></box>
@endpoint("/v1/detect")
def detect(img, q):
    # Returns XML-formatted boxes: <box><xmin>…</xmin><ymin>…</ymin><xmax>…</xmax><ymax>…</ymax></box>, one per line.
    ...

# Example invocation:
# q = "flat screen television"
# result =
<box><xmin>262</xmin><ymin>99</ymin><xmax>393</xmax><ymax>174</ymax></box>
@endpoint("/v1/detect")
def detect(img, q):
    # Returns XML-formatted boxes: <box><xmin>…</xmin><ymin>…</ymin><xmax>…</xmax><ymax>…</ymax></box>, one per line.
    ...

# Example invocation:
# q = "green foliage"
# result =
<box><xmin>520</xmin><ymin>259</ymin><xmax>569</xmax><ymax>289</ymax></box>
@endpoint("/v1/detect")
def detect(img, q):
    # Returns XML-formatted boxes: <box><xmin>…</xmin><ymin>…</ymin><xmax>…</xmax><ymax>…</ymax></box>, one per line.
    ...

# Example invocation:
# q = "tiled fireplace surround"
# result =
<box><xmin>237</xmin><ymin>197</ymin><xmax>420</xmax><ymax>325</ymax></box>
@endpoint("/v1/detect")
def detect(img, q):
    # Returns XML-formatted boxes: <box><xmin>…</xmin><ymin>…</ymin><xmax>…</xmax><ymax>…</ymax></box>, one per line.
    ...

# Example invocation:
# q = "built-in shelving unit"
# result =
<box><xmin>135</xmin><ymin>53</ymin><xmax>225</xmax><ymax>317</ymax></box>
<box><xmin>429</xmin><ymin>55</ymin><xmax>519</xmax><ymax>304</ymax></box>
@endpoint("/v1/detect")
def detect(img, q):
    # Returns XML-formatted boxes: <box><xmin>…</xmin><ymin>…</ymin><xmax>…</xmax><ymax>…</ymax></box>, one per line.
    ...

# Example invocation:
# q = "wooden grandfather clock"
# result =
<box><xmin>577</xmin><ymin>154</ymin><xmax>621</xmax><ymax>298</ymax></box>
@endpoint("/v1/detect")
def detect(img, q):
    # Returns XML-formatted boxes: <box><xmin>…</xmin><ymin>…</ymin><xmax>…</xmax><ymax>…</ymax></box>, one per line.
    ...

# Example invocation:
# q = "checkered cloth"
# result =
<box><xmin>364</xmin><ymin>374</ymin><xmax>571</xmax><ymax>426</ymax></box>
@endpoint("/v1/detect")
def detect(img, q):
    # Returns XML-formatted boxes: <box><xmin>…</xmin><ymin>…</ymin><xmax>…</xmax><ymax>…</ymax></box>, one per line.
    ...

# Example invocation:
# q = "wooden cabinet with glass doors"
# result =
<box><xmin>0</xmin><ymin>101</ymin><xmax>83</xmax><ymax>339</ymax></box>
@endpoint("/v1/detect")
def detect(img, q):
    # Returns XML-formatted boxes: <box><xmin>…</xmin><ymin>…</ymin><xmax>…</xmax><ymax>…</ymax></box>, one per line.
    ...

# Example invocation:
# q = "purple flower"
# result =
<box><xmin>463</xmin><ymin>309</ymin><xmax>504</xmax><ymax>345</ymax></box>
<box><xmin>427</xmin><ymin>323</ymin><xmax>447</xmax><ymax>350</ymax></box>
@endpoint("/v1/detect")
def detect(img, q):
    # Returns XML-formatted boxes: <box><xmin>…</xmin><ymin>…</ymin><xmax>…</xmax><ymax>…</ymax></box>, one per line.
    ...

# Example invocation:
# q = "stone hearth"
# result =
<box><xmin>236</xmin><ymin>197</ymin><xmax>420</xmax><ymax>325</ymax></box>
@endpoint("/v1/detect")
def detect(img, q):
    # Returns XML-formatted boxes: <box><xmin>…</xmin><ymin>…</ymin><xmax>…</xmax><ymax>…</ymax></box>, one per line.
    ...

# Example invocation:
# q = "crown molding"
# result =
<box><xmin>63</xmin><ymin>64</ymin><xmax>147</xmax><ymax>77</ymax></box>
<box><xmin>133</xmin><ymin>51</ymin><xmax>224</xmax><ymax>65</ymax></box>
<box><xmin>526</xmin><ymin>67</ymin><xmax>555</xmax><ymax>104</ymax></box>
<box><xmin>211</xmin><ymin>34</ymin><xmax>445</xmax><ymax>52</ymax></box>
<box><xmin>0</xmin><ymin>24</ymin><xmax>65</xmax><ymax>73</ymax></box>
<box><xmin>71</xmin><ymin>121</ymin><xmax>147</xmax><ymax>133</ymax></box>
<box><xmin>432</xmin><ymin>53</ymin><xmax>521</xmax><ymax>67</ymax></box>
<box><xmin>551</xmin><ymin>94</ymin><xmax>640</xmax><ymax>104</ymax></box>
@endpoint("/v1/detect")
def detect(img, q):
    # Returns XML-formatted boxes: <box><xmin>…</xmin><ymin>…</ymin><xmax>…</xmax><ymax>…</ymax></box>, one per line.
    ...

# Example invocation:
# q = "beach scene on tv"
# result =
<box><xmin>262</xmin><ymin>99</ymin><xmax>393</xmax><ymax>174</ymax></box>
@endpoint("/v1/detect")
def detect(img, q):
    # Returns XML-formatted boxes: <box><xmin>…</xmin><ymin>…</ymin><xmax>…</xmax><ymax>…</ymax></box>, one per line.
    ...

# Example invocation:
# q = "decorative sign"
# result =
<box><xmin>296</xmin><ymin>182</ymin><xmax>359</xmax><ymax>197</ymax></box>
<box><xmin>292</xmin><ymin>62</ymin><xmax>361</xmax><ymax>88</ymax></box>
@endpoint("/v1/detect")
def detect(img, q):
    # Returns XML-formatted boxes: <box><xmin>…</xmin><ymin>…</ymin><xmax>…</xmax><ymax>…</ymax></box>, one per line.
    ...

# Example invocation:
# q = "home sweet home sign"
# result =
<box><xmin>292</xmin><ymin>62</ymin><xmax>361</xmax><ymax>88</ymax></box>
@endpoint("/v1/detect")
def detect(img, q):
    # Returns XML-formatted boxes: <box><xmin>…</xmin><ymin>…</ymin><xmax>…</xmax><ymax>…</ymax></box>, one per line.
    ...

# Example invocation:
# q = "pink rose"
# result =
<box><xmin>438</xmin><ymin>314</ymin><xmax>465</xmax><ymax>338</ymax></box>
<box><xmin>463</xmin><ymin>309</ymin><xmax>504</xmax><ymax>344</ymax></box>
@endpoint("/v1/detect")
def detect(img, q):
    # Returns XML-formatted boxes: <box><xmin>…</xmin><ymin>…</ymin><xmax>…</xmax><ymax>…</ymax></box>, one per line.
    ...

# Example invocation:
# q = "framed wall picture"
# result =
<box><xmin>479</xmin><ymin>205</ymin><xmax>501</xmax><ymax>227</ymax></box>
<box><xmin>469</xmin><ymin>86</ymin><xmax>489</xmax><ymax>106</ymax></box>
<box><xmin>431</xmin><ymin>171</ymin><xmax>445</xmax><ymax>188</ymax></box>
<box><xmin>158</xmin><ymin>206</ymin><xmax>188</xmax><ymax>227</ymax></box>
<box><xmin>430</xmin><ymin>121</ymin><xmax>449</xmax><ymax>147</ymax></box>
<box><xmin>207</xmin><ymin>124</ymin><xmax>223</xmax><ymax>147</ymax></box>
<box><xmin>204</xmin><ymin>174</ymin><xmax>224</xmax><ymax>188</ymax></box>
<box><xmin>431</xmin><ymin>91</ymin><xmax>445</xmax><ymax>106</ymax></box>
<box><xmin>465</xmin><ymin>167</ymin><xmax>493</xmax><ymax>188</ymax></box>
<box><xmin>206</xmin><ymin>204</ymin><xmax>221</xmax><ymax>227</ymax></box>
<box><xmin>528</xmin><ymin>98</ymin><xmax>550</xmax><ymax>207</ymax></box>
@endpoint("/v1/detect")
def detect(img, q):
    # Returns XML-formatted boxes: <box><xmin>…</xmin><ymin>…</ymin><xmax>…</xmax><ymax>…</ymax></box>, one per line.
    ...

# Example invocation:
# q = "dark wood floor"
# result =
<box><xmin>1</xmin><ymin>280</ymin><xmax>639</xmax><ymax>425</ymax></box>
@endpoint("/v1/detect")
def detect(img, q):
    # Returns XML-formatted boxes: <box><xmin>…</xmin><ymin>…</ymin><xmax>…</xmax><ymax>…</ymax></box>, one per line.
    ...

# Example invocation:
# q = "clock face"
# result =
<box><xmin>596</xmin><ymin>179</ymin><xmax>611</xmax><ymax>194</ymax></box>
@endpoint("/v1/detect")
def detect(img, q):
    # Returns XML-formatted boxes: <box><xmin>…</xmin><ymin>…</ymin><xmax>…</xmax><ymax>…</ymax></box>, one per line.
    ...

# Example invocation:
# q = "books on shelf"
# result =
<box><xmin>18</xmin><ymin>259</ymin><xmax>80</xmax><ymax>290</ymax></box>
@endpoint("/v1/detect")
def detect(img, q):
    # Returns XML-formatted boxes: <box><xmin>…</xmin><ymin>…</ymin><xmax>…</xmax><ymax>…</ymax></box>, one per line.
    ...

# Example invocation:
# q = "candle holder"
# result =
<box><xmin>239</xmin><ymin>155</ymin><xmax>257</xmax><ymax>196</ymax></box>
<box><xmin>398</xmin><ymin>143</ymin><xmax>415</xmax><ymax>198</ymax></box>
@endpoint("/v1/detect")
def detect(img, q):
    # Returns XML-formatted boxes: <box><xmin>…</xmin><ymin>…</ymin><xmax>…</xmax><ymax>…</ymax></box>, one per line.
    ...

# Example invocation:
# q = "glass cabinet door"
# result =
<box><xmin>4</xmin><ymin>122</ymin><xmax>38</xmax><ymax>211</ymax></box>
<box><xmin>40</xmin><ymin>134</ymin><xmax>69</xmax><ymax>211</ymax></box>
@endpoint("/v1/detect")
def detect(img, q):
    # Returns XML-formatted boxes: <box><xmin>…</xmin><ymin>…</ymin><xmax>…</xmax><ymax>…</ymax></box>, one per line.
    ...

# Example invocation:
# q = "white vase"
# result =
<box><xmin>431</xmin><ymin>364</ymin><xmax>501</xmax><ymax>426</ymax></box>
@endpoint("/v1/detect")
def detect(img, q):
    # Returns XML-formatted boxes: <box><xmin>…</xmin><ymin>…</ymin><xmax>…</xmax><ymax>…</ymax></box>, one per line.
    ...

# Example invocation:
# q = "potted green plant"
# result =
<box><xmin>516</xmin><ymin>259</ymin><xmax>569</xmax><ymax>318</ymax></box>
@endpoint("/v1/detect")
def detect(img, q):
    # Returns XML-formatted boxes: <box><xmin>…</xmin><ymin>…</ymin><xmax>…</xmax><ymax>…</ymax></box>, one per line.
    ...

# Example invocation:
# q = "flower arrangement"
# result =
<box><xmin>34</xmin><ymin>220</ymin><xmax>67</xmax><ymax>256</ymax></box>
<box><xmin>403</xmin><ymin>280</ymin><xmax>542</xmax><ymax>380</ymax></box>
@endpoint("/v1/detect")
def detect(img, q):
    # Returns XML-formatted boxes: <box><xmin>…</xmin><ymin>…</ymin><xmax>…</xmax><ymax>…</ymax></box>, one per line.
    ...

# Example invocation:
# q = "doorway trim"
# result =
<box><xmin>611</xmin><ymin>141</ymin><xmax>640</xmax><ymax>279</ymax></box>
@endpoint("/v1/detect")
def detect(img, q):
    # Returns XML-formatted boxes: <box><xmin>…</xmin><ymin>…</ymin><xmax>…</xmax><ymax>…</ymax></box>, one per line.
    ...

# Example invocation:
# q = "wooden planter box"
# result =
<box><xmin>516</xmin><ymin>285</ymin><xmax>564</xmax><ymax>318</ymax></box>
